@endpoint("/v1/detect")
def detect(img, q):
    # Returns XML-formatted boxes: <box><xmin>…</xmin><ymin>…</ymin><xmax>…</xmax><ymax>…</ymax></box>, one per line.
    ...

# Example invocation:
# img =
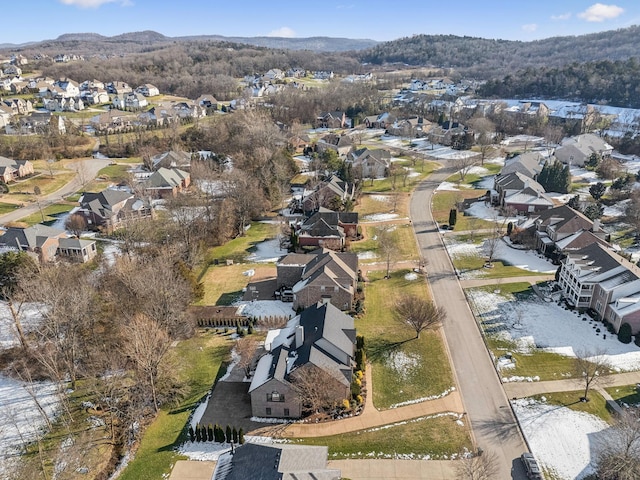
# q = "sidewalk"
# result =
<box><xmin>459</xmin><ymin>275</ymin><xmax>555</xmax><ymax>288</ymax></box>
<box><xmin>327</xmin><ymin>459</ymin><xmax>458</xmax><ymax>480</ymax></box>
<box><xmin>281</xmin><ymin>365</ymin><xmax>464</xmax><ymax>438</ymax></box>
<box><xmin>503</xmin><ymin>371</ymin><xmax>640</xmax><ymax>399</ymax></box>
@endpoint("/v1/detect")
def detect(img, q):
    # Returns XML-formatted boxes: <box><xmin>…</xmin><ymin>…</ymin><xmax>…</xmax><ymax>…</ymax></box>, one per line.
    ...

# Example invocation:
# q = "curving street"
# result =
<box><xmin>410</xmin><ymin>163</ymin><xmax>529</xmax><ymax>479</ymax></box>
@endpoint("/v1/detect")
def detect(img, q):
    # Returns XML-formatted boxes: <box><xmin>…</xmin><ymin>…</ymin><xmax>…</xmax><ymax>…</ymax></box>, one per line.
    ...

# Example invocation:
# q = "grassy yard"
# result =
<box><xmin>196</xmin><ymin>263</ymin><xmax>276</xmax><ymax>306</ymax></box>
<box><xmin>357</xmin><ymin>269</ymin><xmax>455</xmax><ymax>409</ymax></box>
<box><xmin>361</xmin><ymin>160</ymin><xmax>436</xmax><ymax>194</ymax></box>
<box><xmin>203</xmin><ymin>222</ymin><xmax>278</xmax><ymax>266</ymax></box>
<box><xmin>119</xmin><ymin>331</ymin><xmax>232</xmax><ymax>480</ymax></box>
<box><xmin>349</xmin><ymin>223</ymin><xmax>418</xmax><ymax>264</ymax></box>
<box><xmin>295</xmin><ymin>414</ymin><xmax>471</xmax><ymax>459</ymax></box>
<box><xmin>606</xmin><ymin>384</ymin><xmax>640</xmax><ymax>407</ymax></box>
<box><xmin>453</xmin><ymin>254</ymin><xmax>553</xmax><ymax>279</ymax></box>
<box><xmin>531</xmin><ymin>391</ymin><xmax>613</xmax><ymax>423</ymax></box>
<box><xmin>432</xmin><ymin>190</ymin><xmax>494</xmax><ymax>230</ymax></box>
<box><xmin>18</xmin><ymin>202</ymin><xmax>75</xmax><ymax>225</ymax></box>
<box><xmin>8</xmin><ymin>172</ymin><xmax>76</xmax><ymax>201</ymax></box>
<box><xmin>356</xmin><ymin>192</ymin><xmax>410</xmax><ymax>218</ymax></box>
<box><xmin>0</xmin><ymin>201</ymin><xmax>21</xmax><ymax>215</ymax></box>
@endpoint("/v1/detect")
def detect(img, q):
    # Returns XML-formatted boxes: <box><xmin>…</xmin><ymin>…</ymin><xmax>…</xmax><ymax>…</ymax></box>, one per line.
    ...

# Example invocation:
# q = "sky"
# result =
<box><xmin>3</xmin><ymin>1</ymin><xmax>640</xmax><ymax>45</ymax></box>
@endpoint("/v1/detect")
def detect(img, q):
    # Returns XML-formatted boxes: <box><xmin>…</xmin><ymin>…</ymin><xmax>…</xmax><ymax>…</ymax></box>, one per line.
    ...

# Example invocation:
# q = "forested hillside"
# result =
<box><xmin>359</xmin><ymin>26</ymin><xmax>640</xmax><ymax>78</ymax></box>
<box><xmin>478</xmin><ymin>58</ymin><xmax>640</xmax><ymax>108</ymax></box>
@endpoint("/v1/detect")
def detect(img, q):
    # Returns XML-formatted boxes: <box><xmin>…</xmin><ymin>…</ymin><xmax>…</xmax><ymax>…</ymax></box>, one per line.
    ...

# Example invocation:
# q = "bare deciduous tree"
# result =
<box><xmin>573</xmin><ymin>349</ymin><xmax>612</xmax><ymax>401</ymax></box>
<box><xmin>483</xmin><ymin>231</ymin><xmax>502</xmax><ymax>265</ymax></box>
<box><xmin>64</xmin><ymin>213</ymin><xmax>87</xmax><ymax>238</ymax></box>
<box><xmin>595</xmin><ymin>408</ymin><xmax>640</xmax><ymax>480</ymax></box>
<box><xmin>377</xmin><ymin>227</ymin><xmax>398</xmax><ymax>279</ymax></box>
<box><xmin>395</xmin><ymin>294</ymin><xmax>446</xmax><ymax>339</ymax></box>
<box><xmin>121</xmin><ymin>313</ymin><xmax>172</xmax><ymax>413</ymax></box>
<box><xmin>235</xmin><ymin>337</ymin><xmax>259</xmax><ymax>378</ymax></box>
<box><xmin>453</xmin><ymin>156</ymin><xmax>479</xmax><ymax>184</ymax></box>
<box><xmin>290</xmin><ymin>364</ymin><xmax>343</xmax><ymax>415</ymax></box>
<box><xmin>456</xmin><ymin>450</ymin><xmax>500</xmax><ymax>480</ymax></box>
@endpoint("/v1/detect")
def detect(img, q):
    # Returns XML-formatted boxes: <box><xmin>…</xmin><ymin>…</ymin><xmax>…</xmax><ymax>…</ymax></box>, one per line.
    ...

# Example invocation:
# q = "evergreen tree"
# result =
<box><xmin>207</xmin><ymin>424</ymin><xmax>214</xmax><ymax>442</ymax></box>
<box><xmin>200</xmin><ymin>425</ymin><xmax>208</xmax><ymax>443</ymax></box>
<box><xmin>448</xmin><ymin>208</ymin><xmax>457</xmax><ymax>227</ymax></box>
<box><xmin>239</xmin><ymin>428</ymin><xmax>245</xmax><ymax>444</ymax></box>
<box><xmin>195</xmin><ymin>424</ymin><xmax>202</xmax><ymax>442</ymax></box>
<box><xmin>589</xmin><ymin>182</ymin><xmax>607</xmax><ymax>201</ymax></box>
<box><xmin>226</xmin><ymin>425</ymin><xmax>232</xmax><ymax>443</ymax></box>
<box><xmin>583</xmin><ymin>202</ymin><xmax>604</xmax><ymax>220</ymax></box>
<box><xmin>618</xmin><ymin>323</ymin><xmax>633</xmax><ymax>344</ymax></box>
<box><xmin>188</xmin><ymin>425</ymin><xmax>195</xmax><ymax>443</ymax></box>
<box><xmin>567</xmin><ymin>195</ymin><xmax>581</xmax><ymax>210</ymax></box>
<box><xmin>232</xmin><ymin>427</ymin><xmax>238</xmax><ymax>444</ymax></box>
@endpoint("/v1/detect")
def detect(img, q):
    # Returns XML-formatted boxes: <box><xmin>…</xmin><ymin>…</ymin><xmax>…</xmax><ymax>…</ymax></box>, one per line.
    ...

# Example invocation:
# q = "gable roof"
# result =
<box><xmin>501</xmin><ymin>152</ymin><xmax>545</xmax><ymax>178</ymax></box>
<box><xmin>0</xmin><ymin>224</ymin><xmax>66</xmax><ymax>249</ymax></box>
<box><xmin>151</xmin><ymin>150</ymin><xmax>191</xmax><ymax>169</ymax></box>
<box><xmin>495</xmin><ymin>171</ymin><xmax>546</xmax><ymax>193</ymax></box>
<box><xmin>145</xmin><ymin>167</ymin><xmax>189</xmax><ymax>189</ymax></box>
<box><xmin>80</xmin><ymin>189</ymin><xmax>134</xmax><ymax>218</ymax></box>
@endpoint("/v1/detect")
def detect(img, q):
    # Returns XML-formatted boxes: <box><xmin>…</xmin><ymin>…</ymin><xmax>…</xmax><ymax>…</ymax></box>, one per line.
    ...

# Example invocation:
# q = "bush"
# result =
<box><xmin>188</xmin><ymin>425</ymin><xmax>195</xmax><ymax>443</ymax></box>
<box><xmin>619</xmin><ymin>323</ymin><xmax>633</xmax><ymax>344</ymax></box>
<box><xmin>238</xmin><ymin>428</ymin><xmax>245</xmax><ymax>444</ymax></box>
<box><xmin>195</xmin><ymin>423</ymin><xmax>202</xmax><ymax>442</ymax></box>
<box><xmin>225</xmin><ymin>425</ymin><xmax>232</xmax><ymax>443</ymax></box>
<box><xmin>635</xmin><ymin>335</ymin><xmax>640</xmax><ymax>348</ymax></box>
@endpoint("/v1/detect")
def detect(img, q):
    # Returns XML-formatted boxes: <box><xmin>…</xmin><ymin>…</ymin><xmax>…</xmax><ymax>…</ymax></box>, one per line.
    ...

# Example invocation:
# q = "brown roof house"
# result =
<box><xmin>78</xmin><ymin>189</ymin><xmax>152</xmax><ymax>233</ymax></box>
<box><xmin>248</xmin><ymin>300</ymin><xmax>355</xmax><ymax>419</ymax></box>
<box><xmin>295</xmin><ymin>208</ymin><xmax>359</xmax><ymax>250</ymax></box>
<box><xmin>143</xmin><ymin>167</ymin><xmax>190</xmax><ymax>198</ymax></box>
<box><xmin>151</xmin><ymin>150</ymin><xmax>192</xmax><ymax>171</ymax></box>
<box><xmin>315</xmin><ymin>133</ymin><xmax>354</xmax><ymax>158</ymax></box>
<box><xmin>277</xmin><ymin>248</ymin><xmax>358</xmax><ymax>311</ymax></box>
<box><xmin>518</xmin><ymin>205</ymin><xmax>609</xmax><ymax>259</ymax></box>
<box><xmin>315</xmin><ymin>111</ymin><xmax>348</xmax><ymax>129</ymax></box>
<box><xmin>0</xmin><ymin>224</ymin><xmax>97</xmax><ymax>263</ymax></box>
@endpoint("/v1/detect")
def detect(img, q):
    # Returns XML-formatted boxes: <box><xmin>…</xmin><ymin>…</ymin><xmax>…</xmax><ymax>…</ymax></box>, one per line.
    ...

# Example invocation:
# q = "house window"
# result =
<box><xmin>266</xmin><ymin>407</ymin><xmax>272</xmax><ymax>416</ymax></box>
<box><xmin>267</xmin><ymin>391</ymin><xmax>284</xmax><ymax>402</ymax></box>
<box><xmin>284</xmin><ymin>408</ymin><xmax>290</xmax><ymax>417</ymax></box>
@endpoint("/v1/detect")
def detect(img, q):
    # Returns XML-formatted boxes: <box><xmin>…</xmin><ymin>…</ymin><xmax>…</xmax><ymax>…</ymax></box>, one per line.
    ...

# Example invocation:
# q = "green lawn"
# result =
<box><xmin>119</xmin><ymin>331</ymin><xmax>232</xmax><ymax>480</ymax></box>
<box><xmin>203</xmin><ymin>222</ymin><xmax>278</xmax><ymax>266</ymax></box>
<box><xmin>531</xmin><ymin>391</ymin><xmax>613</xmax><ymax>423</ymax></box>
<box><xmin>432</xmin><ymin>190</ymin><xmax>494</xmax><ymax>230</ymax></box>
<box><xmin>361</xmin><ymin>161</ymin><xmax>436</xmax><ymax>193</ymax></box>
<box><xmin>196</xmin><ymin>263</ymin><xmax>276</xmax><ymax>306</ymax></box>
<box><xmin>357</xmin><ymin>270</ymin><xmax>455</xmax><ymax>409</ymax></box>
<box><xmin>0</xmin><ymin>201</ymin><xmax>20</xmax><ymax>215</ymax></box>
<box><xmin>295</xmin><ymin>414</ymin><xmax>471</xmax><ymax>459</ymax></box>
<box><xmin>8</xmin><ymin>172</ymin><xmax>76</xmax><ymax>199</ymax></box>
<box><xmin>606</xmin><ymin>384</ymin><xmax>640</xmax><ymax>407</ymax></box>
<box><xmin>356</xmin><ymin>192</ymin><xmax>410</xmax><ymax>218</ymax></box>
<box><xmin>349</xmin><ymin>224</ymin><xmax>418</xmax><ymax>265</ymax></box>
<box><xmin>18</xmin><ymin>202</ymin><xmax>75</xmax><ymax>225</ymax></box>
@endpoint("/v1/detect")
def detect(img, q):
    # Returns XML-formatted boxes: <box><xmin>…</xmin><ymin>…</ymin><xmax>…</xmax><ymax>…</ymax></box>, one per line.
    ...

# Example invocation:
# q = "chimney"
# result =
<box><xmin>295</xmin><ymin>325</ymin><xmax>304</xmax><ymax>348</ymax></box>
<box><xmin>320</xmin><ymin>296</ymin><xmax>331</xmax><ymax>305</ymax></box>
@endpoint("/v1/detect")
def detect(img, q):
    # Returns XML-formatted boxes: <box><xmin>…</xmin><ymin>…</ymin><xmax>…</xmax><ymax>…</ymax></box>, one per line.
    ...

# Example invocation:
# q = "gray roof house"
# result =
<box><xmin>555</xmin><ymin>133</ymin><xmax>613</xmax><ymax>167</ymax></box>
<box><xmin>248</xmin><ymin>300</ymin><xmax>356</xmax><ymax>419</ymax></box>
<box><xmin>78</xmin><ymin>189</ymin><xmax>152</xmax><ymax>233</ymax></box>
<box><xmin>151</xmin><ymin>150</ymin><xmax>192</xmax><ymax>171</ymax></box>
<box><xmin>212</xmin><ymin>444</ymin><xmax>340</xmax><ymax>480</ymax></box>
<box><xmin>493</xmin><ymin>172</ymin><xmax>553</xmax><ymax>213</ymax></box>
<box><xmin>500</xmin><ymin>152</ymin><xmax>546</xmax><ymax>179</ymax></box>
<box><xmin>347</xmin><ymin>148</ymin><xmax>391</xmax><ymax>179</ymax></box>
<box><xmin>143</xmin><ymin>167</ymin><xmax>190</xmax><ymax>198</ymax></box>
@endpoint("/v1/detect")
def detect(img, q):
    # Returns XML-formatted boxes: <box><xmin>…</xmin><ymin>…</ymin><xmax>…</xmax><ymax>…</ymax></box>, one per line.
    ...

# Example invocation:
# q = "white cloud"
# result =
<box><xmin>578</xmin><ymin>3</ymin><xmax>624</xmax><ymax>22</ymax></box>
<box><xmin>522</xmin><ymin>23</ymin><xmax>538</xmax><ymax>33</ymax></box>
<box><xmin>266</xmin><ymin>27</ymin><xmax>296</xmax><ymax>38</ymax></box>
<box><xmin>551</xmin><ymin>12</ymin><xmax>572</xmax><ymax>21</ymax></box>
<box><xmin>59</xmin><ymin>0</ymin><xmax>131</xmax><ymax>7</ymax></box>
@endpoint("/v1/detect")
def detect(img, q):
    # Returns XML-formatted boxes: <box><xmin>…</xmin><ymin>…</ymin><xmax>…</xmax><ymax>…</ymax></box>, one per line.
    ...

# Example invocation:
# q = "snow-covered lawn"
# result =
<box><xmin>0</xmin><ymin>376</ymin><xmax>60</xmax><ymax>478</ymax></box>
<box><xmin>362</xmin><ymin>213</ymin><xmax>400</xmax><ymax>222</ymax></box>
<box><xmin>512</xmin><ymin>398</ymin><xmax>609</xmax><ymax>480</ymax></box>
<box><xmin>466</xmin><ymin>289</ymin><xmax>640</xmax><ymax>372</ymax></box>
<box><xmin>464</xmin><ymin>202</ymin><xmax>519</xmax><ymax>224</ymax></box>
<box><xmin>435</xmin><ymin>181</ymin><xmax>460</xmax><ymax>191</ymax></box>
<box><xmin>235</xmin><ymin>300</ymin><xmax>295</xmax><ymax>319</ymax></box>
<box><xmin>0</xmin><ymin>302</ymin><xmax>43</xmax><ymax>349</ymax></box>
<box><xmin>245</xmin><ymin>238</ymin><xmax>287</xmax><ymax>263</ymax></box>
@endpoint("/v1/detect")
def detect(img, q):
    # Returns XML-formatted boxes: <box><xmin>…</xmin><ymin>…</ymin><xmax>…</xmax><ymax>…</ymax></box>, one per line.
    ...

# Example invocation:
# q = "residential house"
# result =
<box><xmin>78</xmin><ymin>189</ymin><xmax>152</xmax><ymax>233</ymax></box>
<box><xmin>500</xmin><ymin>152</ymin><xmax>546</xmax><ymax>179</ymax></box>
<box><xmin>555</xmin><ymin>133</ymin><xmax>613</xmax><ymax>167</ymax></box>
<box><xmin>82</xmin><ymin>89</ymin><xmax>110</xmax><ymax>105</ymax></box>
<box><xmin>55</xmin><ymin>78</ymin><xmax>80</xmax><ymax>98</ymax></box>
<box><xmin>151</xmin><ymin>150</ymin><xmax>191</xmax><ymax>171</ymax></box>
<box><xmin>277</xmin><ymin>248</ymin><xmax>358</xmax><ymax>311</ymax></box>
<box><xmin>287</xmin><ymin>134</ymin><xmax>311</xmax><ymax>154</ymax></box>
<box><xmin>301</xmin><ymin>175</ymin><xmax>356</xmax><ymax>214</ymax></box>
<box><xmin>143</xmin><ymin>167</ymin><xmax>190</xmax><ymax>198</ymax></box>
<box><xmin>295</xmin><ymin>208</ymin><xmax>359</xmax><ymax>250</ymax></box>
<box><xmin>2</xmin><ymin>98</ymin><xmax>33</xmax><ymax>115</ymax></box>
<box><xmin>9</xmin><ymin>81</ymin><xmax>29</xmax><ymax>95</ymax></box>
<box><xmin>0</xmin><ymin>104</ymin><xmax>12</xmax><ymax>129</ymax></box>
<box><xmin>386</xmin><ymin>117</ymin><xmax>426</xmax><ymax>137</ymax></box>
<box><xmin>520</xmin><ymin>205</ymin><xmax>609</xmax><ymax>259</ymax></box>
<box><xmin>0</xmin><ymin>155</ymin><xmax>33</xmax><ymax>181</ymax></box>
<box><xmin>0</xmin><ymin>224</ymin><xmax>97</xmax><ymax>263</ymax></box>
<box><xmin>427</xmin><ymin>121</ymin><xmax>469</xmax><ymax>147</ymax></box>
<box><xmin>107</xmin><ymin>81</ymin><xmax>132</xmax><ymax>95</ymax></box>
<box><xmin>347</xmin><ymin>148</ymin><xmax>391</xmax><ymax>179</ymax></box>
<box><xmin>80</xmin><ymin>79</ymin><xmax>105</xmax><ymax>91</ymax></box>
<box><xmin>249</xmin><ymin>300</ymin><xmax>355</xmax><ymax>419</ymax></box>
<box><xmin>315</xmin><ymin>111</ymin><xmax>348</xmax><ymax>129</ymax></box>
<box><xmin>195</xmin><ymin>94</ymin><xmax>218</xmax><ymax>113</ymax></box>
<box><xmin>493</xmin><ymin>172</ymin><xmax>554</xmax><ymax>213</ymax></box>
<box><xmin>136</xmin><ymin>84</ymin><xmax>159</xmax><ymax>97</ymax></box>
<box><xmin>363</xmin><ymin>112</ymin><xmax>395</xmax><ymax>129</ymax></box>
<box><xmin>316</xmin><ymin>133</ymin><xmax>354</xmax><ymax>158</ymax></box>
<box><xmin>212</xmin><ymin>444</ymin><xmax>340</xmax><ymax>480</ymax></box>
<box><xmin>263</xmin><ymin>68</ymin><xmax>284</xmax><ymax>81</ymax></box>
<box><xmin>3</xmin><ymin>65</ymin><xmax>21</xmax><ymax>76</ymax></box>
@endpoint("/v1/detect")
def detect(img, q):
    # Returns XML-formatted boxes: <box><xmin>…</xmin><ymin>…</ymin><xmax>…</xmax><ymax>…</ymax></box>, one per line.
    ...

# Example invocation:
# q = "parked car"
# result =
<box><xmin>521</xmin><ymin>452</ymin><xmax>543</xmax><ymax>479</ymax></box>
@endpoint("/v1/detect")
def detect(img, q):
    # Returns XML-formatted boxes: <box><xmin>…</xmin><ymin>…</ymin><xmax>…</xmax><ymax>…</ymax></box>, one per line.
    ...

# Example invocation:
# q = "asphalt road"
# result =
<box><xmin>410</xmin><ymin>164</ymin><xmax>529</xmax><ymax>479</ymax></box>
<box><xmin>0</xmin><ymin>157</ymin><xmax>112</xmax><ymax>224</ymax></box>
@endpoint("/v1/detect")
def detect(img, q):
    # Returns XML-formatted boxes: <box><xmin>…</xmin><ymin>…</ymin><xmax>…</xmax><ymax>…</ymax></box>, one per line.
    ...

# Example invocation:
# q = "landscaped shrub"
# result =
<box><xmin>195</xmin><ymin>424</ymin><xmax>202</xmax><ymax>442</ymax></box>
<box><xmin>232</xmin><ymin>427</ymin><xmax>238</xmax><ymax>444</ymax></box>
<box><xmin>619</xmin><ymin>323</ymin><xmax>633</xmax><ymax>344</ymax></box>
<box><xmin>247</xmin><ymin>324</ymin><xmax>253</xmax><ymax>335</ymax></box>
<box><xmin>238</xmin><ymin>428</ymin><xmax>245</xmax><ymax>444</ymax></box>
<box><xmin>207</xmin><ymin>424</ymin><xmax>214</xmax><ymax>442</ymax></box>
<box><xmin>356</xmin><ymin>335</ymin><xmax>365</xmax><ymax>350</ymax></box>
<box><xmin>225</xmin><ymin>425</ymin><xmax>232</xmax><ymax>443</ymax></box>
<box><xmin>188</xmin><ymin>425</ymin><xmax>195</xmax><ymax>443</ymax></box>
<box><xmin>200</xmin><ymin>424</ymin><xmax>207</xmax><ymax>442</ymax></box>
<box><xmin>634</xmin><ymin>335</ymin><xmax>640</xmax><ymax>348</ymax></box>
<box><xmin>214</xmin><ymin>424</ymin><xmax>224</xmax><ymax>443</ymax></box>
